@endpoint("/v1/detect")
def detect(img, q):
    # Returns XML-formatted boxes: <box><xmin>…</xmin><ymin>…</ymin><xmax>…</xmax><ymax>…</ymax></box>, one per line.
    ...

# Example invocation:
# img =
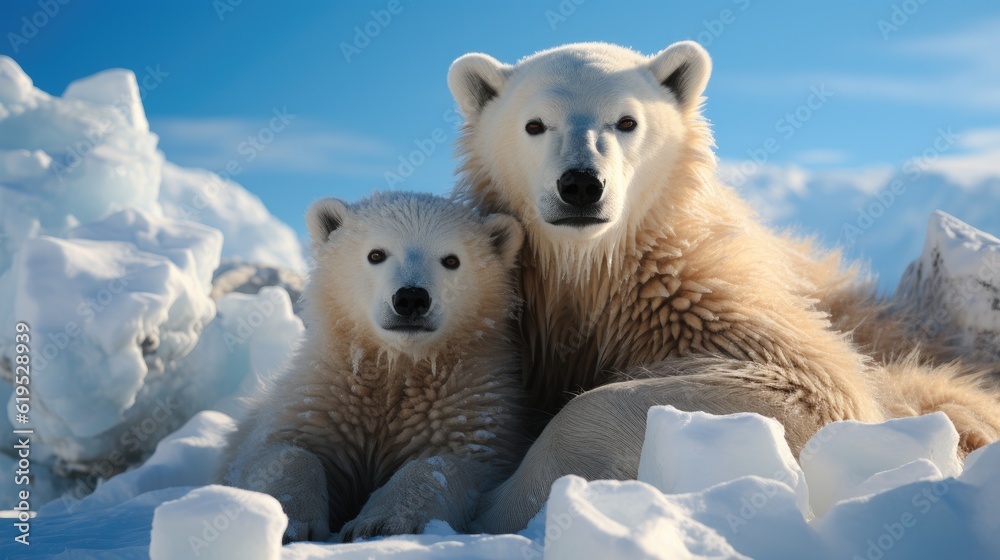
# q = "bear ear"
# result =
<box><xmin>448</xmin><ymin>53</ymin><xmax>511</xmax><ymax>121</ymax></box>
<box><xmin>483</xmin><ymin>213</ymin><xmax>525</xmax><ymax>269</ymax></box>
<box><xmin>649</xmin><ymin>41</ymin><xmax>712</xmax><ymax>112</ymax></box>
<box><xmin>306</xmin><ymin>198</ymin><xmax>349</xmax><ymax>243</ymax></box>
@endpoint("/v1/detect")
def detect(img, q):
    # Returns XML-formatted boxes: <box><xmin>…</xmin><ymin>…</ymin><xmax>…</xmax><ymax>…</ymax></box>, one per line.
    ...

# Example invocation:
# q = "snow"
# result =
<box><xmin>638</xmin><ymin>406</ymin><xmax>810</xmax><ymax>516</ymax></box>
<box><xmin>0</xmin><ymin>57</ymin><xmax>306</xmax><ymax>507</ymax></box>
<box><xmin>799</xmin><ymin>412</ymin><xmax>962</xmax><ymax>517</ymax></box>
<box><xmin>150</xmin><ymin>485</ymin><xmax>287</xmax><ymax>560</ymax></box>
<box><xmin>894</xmin><ymin>210</ymin><xmax>1000</xmax><ymax>357</ymax></box>
<box><xmin>158</xmin><ymin>162</ymin><xmax>306</xmax><ymax>272</ymax></box>
<box><xmin>7</xmin><ymin>406</ymin><xmax>998</xmax><ymax>559</ymax></box>
<box><xmin>544</xmin><ymin>475</ymin><xmax>747</xmax><ymax>559</ymax></box>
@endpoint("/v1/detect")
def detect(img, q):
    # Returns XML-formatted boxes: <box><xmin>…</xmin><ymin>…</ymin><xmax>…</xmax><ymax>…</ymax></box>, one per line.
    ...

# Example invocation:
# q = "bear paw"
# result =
<box><xmin>338</xmin><ymin>510</ymin><xmax>432</xmax><ymax>543</ymax></box>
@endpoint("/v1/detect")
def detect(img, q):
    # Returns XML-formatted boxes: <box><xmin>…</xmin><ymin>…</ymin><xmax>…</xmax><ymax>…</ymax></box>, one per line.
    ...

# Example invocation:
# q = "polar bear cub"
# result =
<box><xmin>221</xmin><ymin>192</ymin><xmax>526</xmax><ymax>542</ymax></box>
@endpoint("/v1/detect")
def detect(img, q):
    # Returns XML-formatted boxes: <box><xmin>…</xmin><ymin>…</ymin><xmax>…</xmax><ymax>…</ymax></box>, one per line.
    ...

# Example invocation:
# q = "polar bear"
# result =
<box><xmin>447</xmin><ymin>41</ymin><xmax>1000</xmax><ymax>532</ymax></box>
<box><xmin>221</xmin><ymin>192</ymin><xmax>526</xmax><ymax>542</ymax></box>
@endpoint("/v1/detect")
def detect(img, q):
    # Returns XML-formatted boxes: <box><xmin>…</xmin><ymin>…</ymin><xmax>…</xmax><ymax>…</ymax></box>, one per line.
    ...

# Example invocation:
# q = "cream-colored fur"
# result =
<box><xmin>447</xmin><ymin>41</ymin><xmax>1000</xmax><ymax>533</ymax></box>
<box><xmin>220</xmin><ymin>193</ymin><xmax>528</xmax><ymax>542</ymax></box>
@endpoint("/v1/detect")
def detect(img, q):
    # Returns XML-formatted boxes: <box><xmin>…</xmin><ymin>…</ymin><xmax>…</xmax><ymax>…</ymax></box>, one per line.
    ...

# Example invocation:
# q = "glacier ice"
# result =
<box><xmin>0</xmin><ymin>56</ymin><xmax>306</xmax><ymax>497</ymax></box>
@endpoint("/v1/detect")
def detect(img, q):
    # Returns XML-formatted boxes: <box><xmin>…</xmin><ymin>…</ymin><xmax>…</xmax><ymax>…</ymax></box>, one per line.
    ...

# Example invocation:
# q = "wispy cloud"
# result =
<box><xmin>150</xmin><ymin>116</ymin><xmax>392</xmax><ymax>176</ymax></box>
<box><xmin>721</xmin><ymin>18</ymin><xmax>1000</xmax><ymax>112</ymax></box>
<box><xmin>927</xmin><ymin>127</ymin><xmax>1000</xmax><ymax>188</ymax></box>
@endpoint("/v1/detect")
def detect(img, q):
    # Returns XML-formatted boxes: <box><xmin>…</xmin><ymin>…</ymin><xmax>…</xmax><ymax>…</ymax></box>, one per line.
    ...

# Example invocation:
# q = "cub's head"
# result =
<box><xmin>305</xmin><ymin>192</ymin><xmax>523</xmax><ymax>360</ymax></box>
<box><xmin>449</xmin><ymin>41</ymin><xmax>712</xmax><ymax>248</ymax></box>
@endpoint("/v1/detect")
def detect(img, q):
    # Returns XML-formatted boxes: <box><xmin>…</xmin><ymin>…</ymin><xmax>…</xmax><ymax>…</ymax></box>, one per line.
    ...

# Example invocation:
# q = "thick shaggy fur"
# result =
<box><xmin>221</xmin><ymin>193</ymin><xmax>527</xmax><ymax>541</ymax></box>
<box><xmin>447</xmin><ymin>41</ymin><xmax>1000</xmax><ymax>532</ymax></box>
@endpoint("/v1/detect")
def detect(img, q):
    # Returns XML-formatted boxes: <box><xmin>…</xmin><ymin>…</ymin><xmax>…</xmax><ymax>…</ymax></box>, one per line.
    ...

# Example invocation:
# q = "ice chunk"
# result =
<box><xmin>150</xmin><ymin>485</ymin><xmax>287</xmax><ymax>560</ymax></box>
<box><xmin>0</xmin><ymin>208</ymin><xmax>226</xmax><ymax>476</ymax></box>
<box><xmin>799</xmin><ymin>412</ymin><xmax>961</xmax><ymax>516</ymax></box>
<box><xmin>853</xmin><ymin>458</ymin><xmax>943</xmax><ymax>499</ymax></box>
<box><xmin>4</xmin><ymin>233</ymin><xmax>214</xmax><ymax>440</ymax></box>
<box><xmin>895</xmin><ymin>210</ymin><xmax>1000</xmax><ymax>358</ymax></box>
<box><xmin>544</xmin><ymin>475</ymin><xmax>747</xmax><ymax>560</ymax></box>
<box><xmin>41</xmin><ymin>410</ymin><xmax>238</xmax><ymax>515</ymax></box>
<box><xmin>638</xmin><ymin>406</ymin><xmax>810</xmax><ymax>516</ymax></box>
<box><xmin>70</xmin><ymin>207</ymin><xmax>223</xmax><ymax>291</ymax></box>
<box><xmin>0</xmin><ymin>57</ymin><xmax>162</xmax><ymax>272</ymax></box>
<box><xmin>158</xmin><ymin>162</ymin><xmax>306</xmax><ymax>271</ymax></box>
<box><xmin>210</xmin><ymin>261</ymin><xmax>306</xmax><ymax>314</ymax></box>
<box><xmin>174</xmin><ymin>286</ymin><xmax>304</xmax><ymax>419</ymax></box>
<box><xmin>677</xmin><ymin>477</ymin><xmax>825</xmax><ymax>560</ymax></box>
<box><xmin>814</xmin><ymin>442</ymin><xmax>1000</xmax><ymax>560</ymax></box>
<box><xmin>63</xmin><ymin>68</ymin><xmax>149</xmax><ymax>132</ymax></box>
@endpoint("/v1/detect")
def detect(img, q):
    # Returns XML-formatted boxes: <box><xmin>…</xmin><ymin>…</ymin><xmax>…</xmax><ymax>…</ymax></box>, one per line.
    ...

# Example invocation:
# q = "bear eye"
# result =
<box><xmin>441</xmin><ymin>255</ymin><xmax>460</xmax><ymax>270</ymax></box>
<box><xmin>525</xmin><ymin>120</ymin><xmax>546</xmax><ymax>136</ymax></box>
<box><xmin>367</xmin><ymin>249</ymin><xmax>386</xmax><ymax>264</ymax></box>
<box><xmin>616</xmin><ymin>116</ymin><xmax>637</xmax><ymax>132</ymax></box>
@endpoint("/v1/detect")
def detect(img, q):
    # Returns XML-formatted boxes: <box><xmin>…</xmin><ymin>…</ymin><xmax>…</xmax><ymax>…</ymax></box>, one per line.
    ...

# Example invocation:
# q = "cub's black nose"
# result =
<box><xmin>392</xmin><ymin>287</ymin><xmax>431</xmax><ymax>317</ymax></box>
<box><xmin>557</xmin><ymin>169</ymin><xmax>605</xmax><ymax>208</ymax></box>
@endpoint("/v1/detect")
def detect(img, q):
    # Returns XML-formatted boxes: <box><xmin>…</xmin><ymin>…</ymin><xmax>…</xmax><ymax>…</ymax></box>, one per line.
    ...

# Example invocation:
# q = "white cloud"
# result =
<box><xmin>927</xmin><ymin>127</ymin><xmax>1000</xmax><ymax>189</ymax></box>
<box><xmin>150</xmin><ymin>116</ymin><xmax>392</xmax><ymax>176</ymax></box>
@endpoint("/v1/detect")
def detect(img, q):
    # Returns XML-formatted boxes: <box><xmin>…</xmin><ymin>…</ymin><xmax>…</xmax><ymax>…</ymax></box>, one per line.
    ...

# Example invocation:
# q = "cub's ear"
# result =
<box><xmin>483</xmin><ymin>213</ymin><xmax>525</xmax><ymax>269</ymax></box>
<box><xmin>306</xmin><ymin>198</ymin><xmax>349</xmax><ymax>243</ymax></box>
<box><xmin>649</xmin><ymin>41</ymin><xmax>712</xmax><ymax>112</ymax></box>
<box><xmin>448</xmin><ymin>53</ymin><xmax>511</xmax><ymax>122</ymax></box>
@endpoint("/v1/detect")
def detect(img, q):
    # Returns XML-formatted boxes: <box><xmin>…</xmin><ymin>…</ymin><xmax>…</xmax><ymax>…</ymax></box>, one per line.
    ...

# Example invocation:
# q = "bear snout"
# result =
<box><xmin>392</xmin><ymin>286</ymin><xmax>432</xmax><ymax>318</ymax></box>
<box><xmin>557</xmin><ymin>168</ymin><xmax>605</xmax><ymax>209</ymax></box>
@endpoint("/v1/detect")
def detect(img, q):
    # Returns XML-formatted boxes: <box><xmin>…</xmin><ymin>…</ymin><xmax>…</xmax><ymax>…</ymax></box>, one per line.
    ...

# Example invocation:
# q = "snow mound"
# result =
<box><xmin>800</xmin><ymin>412</ymin><xmax>962</xmax><ymax>516</ymax></box>
<box><xmin>0</xmin><ymin>208</ymin><xmax>219</xmax><ymax>450</ymax></box>
<box><xmin>545</xmin><ymin>475</ymin><xmax>747</xmax><ymax>560</ymax></box>
<box><xmin>159</xmin><ymin>162</ymin><xmax>306</xmax><ymax>272</ymax></box>
<box><xmin>638</xmin><ymin>406</ymin><xmax>809</xmax><ymax>516</ymax></box>
<box><xmin>0</xmin><ymin>57</ymin><xmax>162</xmax><ymax>274</ymax></box>
<box><xmin>0</xmin><ymin>57</ymin><xmax>306</xmax><ymax>501</ymax></box>
<box><xmin>151</xmin><ymin>485</ymin><xmax>287</xmax><ymax>560</ymax></box>
<box><xmin>6</xmin><ymin>406</ymin><xmax>1000</xmax><ymax>559</ymax></box>
<box><xmin>895</xmin><ymin>210</ymin><xmax>1000</xmax><ymax>359</ymax></box>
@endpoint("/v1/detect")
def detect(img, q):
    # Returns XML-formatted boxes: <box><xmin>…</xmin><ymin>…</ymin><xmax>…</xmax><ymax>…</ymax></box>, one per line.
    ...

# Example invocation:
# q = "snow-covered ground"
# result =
<box><xmin>4</xmin><ymin>405</ymin><xmax>1000</xmax><ymax>559</ymax></box>
<box><xmin>1</xmin><ymin>59</ymin><xmax>1000</xmax><ymax>559</ymax></box>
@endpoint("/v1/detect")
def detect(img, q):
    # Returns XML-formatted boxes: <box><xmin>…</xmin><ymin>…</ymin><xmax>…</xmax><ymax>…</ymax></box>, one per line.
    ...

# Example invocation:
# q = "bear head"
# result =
<box><xmin>305</xmin><ymin>192</ymin><xmax>523</xmax><ymax>361</ymax></box>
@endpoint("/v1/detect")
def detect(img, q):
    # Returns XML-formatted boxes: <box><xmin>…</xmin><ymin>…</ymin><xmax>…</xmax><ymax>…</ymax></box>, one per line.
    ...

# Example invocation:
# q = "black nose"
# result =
<box><xmin>392</xmin><ymin>287</ymin><xmax>431</xmax><ymax>317</ymax></box>
<box><xmin>557</xmin><ymin>169</ymin><xmax>604</xmax><ymax>208</ymax></box>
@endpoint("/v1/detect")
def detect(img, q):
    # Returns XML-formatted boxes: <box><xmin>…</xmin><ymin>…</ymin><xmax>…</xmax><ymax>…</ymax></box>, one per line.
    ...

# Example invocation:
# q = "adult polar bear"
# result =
<box><xmin>447</xmin><ymin>41</ymin><xmax>1000</xmax><ymax>532</ymax></box>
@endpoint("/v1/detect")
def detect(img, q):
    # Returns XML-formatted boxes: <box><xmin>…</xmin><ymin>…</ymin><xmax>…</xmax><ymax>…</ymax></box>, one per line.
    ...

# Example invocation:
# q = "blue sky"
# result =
<box><xmin>3</xmin><ymin>0</ymin><xmax>999</xmax><ymax>250</ymax></box>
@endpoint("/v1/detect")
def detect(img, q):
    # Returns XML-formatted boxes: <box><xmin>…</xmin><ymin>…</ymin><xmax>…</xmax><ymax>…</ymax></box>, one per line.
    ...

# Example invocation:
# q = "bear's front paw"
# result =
<box><xmin>283</xmin><ymin>510</ymin><xmax>331</xmax><ymax>544</ymax></box>
<box><xmin>338</xmin><ymin>511</ymin><xmax>432</xmax><ymax>543</ymax></box>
